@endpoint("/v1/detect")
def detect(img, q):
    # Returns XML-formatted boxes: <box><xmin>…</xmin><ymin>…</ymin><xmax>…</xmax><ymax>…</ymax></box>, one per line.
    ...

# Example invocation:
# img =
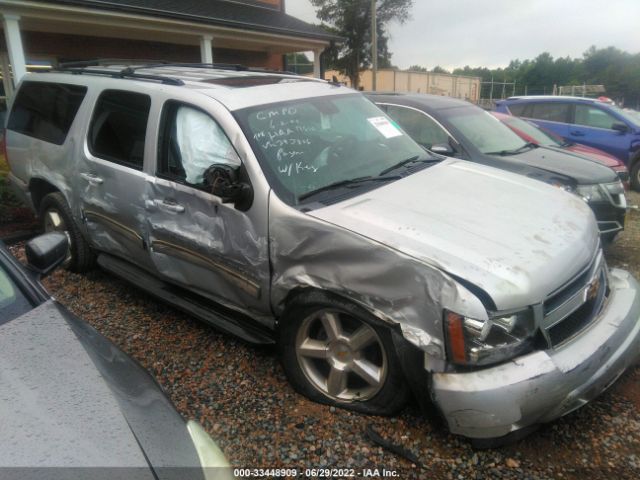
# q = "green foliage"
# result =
<box><xmin>311</xmin><ymin>0</ymin><xmax>414</xmax><ymax>88</ymax></box>
<box><xmin>407</xmin><ymin>65</ymin><xmax>427</xmax><ymax>72</ymax></box>
<box><xmin>452</xmin><ymin>46</ymin><xmax>640</xmax><ymax>106</ymax></box>
<box><xmin>431</xmin><ymin>65</ymin><xmax>450</xmax><ymax>74</ymax></box>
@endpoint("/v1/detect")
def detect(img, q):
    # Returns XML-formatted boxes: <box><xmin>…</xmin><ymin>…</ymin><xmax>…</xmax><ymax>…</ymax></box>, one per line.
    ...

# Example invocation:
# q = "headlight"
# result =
<box><xmin>576</xmin><ymin>184</ymin><xmax>607</xmax><ymax>202</ymax></box>
<box><xmin>186</xmin><ymin>420</ymin><xmax>234</xmax><ymax>480</ymax></box>
<box><xmin>444</xmin><ymin>309</ymin><xmax>536</xmax><ymax>367</ymax></box>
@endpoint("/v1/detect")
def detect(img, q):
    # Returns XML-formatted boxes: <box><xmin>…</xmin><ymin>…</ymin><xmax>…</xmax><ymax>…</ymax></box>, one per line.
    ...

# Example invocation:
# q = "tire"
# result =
<box><xmin>631</xmin><ymin>160</ymin><xmax>640</xmax><ymax>192</ymax></box>
<box><xmin>278</xmin><ymin>291</ymin><xmax>409</xmax><ymax>415</ymax></box>
<box><xmin>39</xmin><ymin>192</ymin><xmax>94</xmax><ymax>272</ymax></box>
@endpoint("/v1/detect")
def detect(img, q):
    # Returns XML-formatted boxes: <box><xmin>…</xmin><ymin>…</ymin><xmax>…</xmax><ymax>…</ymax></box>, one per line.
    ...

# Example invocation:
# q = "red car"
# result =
<box><xmin>492</xmin><ymin>111</ymin><xmax>629</xmax><ymax>190</ymax></box>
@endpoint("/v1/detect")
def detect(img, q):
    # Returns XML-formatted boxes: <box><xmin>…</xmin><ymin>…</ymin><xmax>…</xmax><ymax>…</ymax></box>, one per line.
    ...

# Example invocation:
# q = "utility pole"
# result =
<box><xmin>371</xmin><ymin>0</ymin><xmax>377</xmax><ymax>91</ymax></box>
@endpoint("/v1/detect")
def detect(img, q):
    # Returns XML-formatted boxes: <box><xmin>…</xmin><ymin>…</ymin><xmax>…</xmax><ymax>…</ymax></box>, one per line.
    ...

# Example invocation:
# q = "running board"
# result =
<box><xmin>96</xmin><ymin>253</ymin><xmax>275</xmax><ymax>345</ymax></box>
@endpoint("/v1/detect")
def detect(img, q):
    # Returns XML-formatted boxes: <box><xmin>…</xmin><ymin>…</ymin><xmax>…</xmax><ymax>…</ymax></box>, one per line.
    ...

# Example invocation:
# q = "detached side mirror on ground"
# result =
<box><xmin>25</xmin><ymin>232</ymin><xmax>69</xmax><ymax>276</ymax></box>
<box><xmin>612</xmin><ymin>122</ymin><xmax>629</xmax><ymax>134</ymax></box>
<box><xmin>203</xmin><ymin>163</ymin><xmax>253</xmax><ymax>210</ymax></box>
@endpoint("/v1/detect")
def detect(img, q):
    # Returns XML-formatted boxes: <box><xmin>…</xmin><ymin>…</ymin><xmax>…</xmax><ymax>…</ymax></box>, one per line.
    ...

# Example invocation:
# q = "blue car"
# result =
<box><xmin>496</xmin><ymin>96</ymin><xmax>640</xmax><ymax>189</ymax></box>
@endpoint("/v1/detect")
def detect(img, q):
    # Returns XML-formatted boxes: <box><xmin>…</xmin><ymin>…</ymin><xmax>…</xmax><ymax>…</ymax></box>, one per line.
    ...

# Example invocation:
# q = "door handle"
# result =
<box><xmin>80</xmin><ymin>172</ymin><xmax>104</xmax><ymax>185</ymax></box>
<box><xmin>155</xmin><ymin>199</ymin><xmax>185</xmax><ymax>213</ymax></box>
<box><xmin>570</xmin><ymin>130</ymin><xmax>585</xmax><ymax>137</ymax></box>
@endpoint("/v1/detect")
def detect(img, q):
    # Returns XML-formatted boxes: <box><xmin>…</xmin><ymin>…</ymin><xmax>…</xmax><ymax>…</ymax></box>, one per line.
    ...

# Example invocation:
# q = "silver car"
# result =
<box><xmin>5</xmin><ymin>64</ymin><xmax>640</xmax><ymax>443</ymax></box>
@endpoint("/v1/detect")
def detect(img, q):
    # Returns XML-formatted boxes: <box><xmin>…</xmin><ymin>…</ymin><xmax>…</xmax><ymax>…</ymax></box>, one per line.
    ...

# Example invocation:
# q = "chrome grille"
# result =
<box><xmin>541</xmin><ymin>249</ymin><xmax>607</xmax><ymax>347</ymax></box>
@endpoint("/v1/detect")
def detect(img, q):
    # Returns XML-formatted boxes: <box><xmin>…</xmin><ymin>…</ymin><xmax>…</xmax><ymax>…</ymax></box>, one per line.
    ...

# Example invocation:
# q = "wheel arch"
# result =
<box><xmin>29</xmin><ymin>177</ymin><xmax>63</xmax><ymax>214</ymax></box>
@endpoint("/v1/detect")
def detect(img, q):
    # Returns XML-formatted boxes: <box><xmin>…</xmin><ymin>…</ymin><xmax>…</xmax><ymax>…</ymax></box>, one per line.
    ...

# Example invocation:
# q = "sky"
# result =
<box><xmin>285</xmin><ymin>0</ymin><xmax>640</xmax><ymax>70</ymax></box>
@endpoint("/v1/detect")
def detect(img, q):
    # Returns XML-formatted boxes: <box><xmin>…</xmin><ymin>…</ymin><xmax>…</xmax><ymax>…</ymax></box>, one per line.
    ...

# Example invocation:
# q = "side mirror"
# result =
<box><xmin>25</xmin><ymin>232</ymin><xmax>69</xmax><ymax>277</ymax></box>
<box><xmin>612</xmin><ymin>122</ymin><xmax>629</xmax><ymax>134</ymax></box>
<box><xmin>203</xmin><ymin>164</ymin><xmax>253</xmax><ymax>210</ymax></box>
<box><xmin>430</xmin><ymin>143</ymin><xmax>455</xmax><ymax>156</ymax></box>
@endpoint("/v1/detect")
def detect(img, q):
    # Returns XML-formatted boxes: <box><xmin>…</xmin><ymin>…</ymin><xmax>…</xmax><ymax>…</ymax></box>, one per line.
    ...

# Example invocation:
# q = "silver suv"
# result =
<box><xmin>5</xmin><ymin>64</ymin><xmax>640</xmax><ymax>443</ymax></box>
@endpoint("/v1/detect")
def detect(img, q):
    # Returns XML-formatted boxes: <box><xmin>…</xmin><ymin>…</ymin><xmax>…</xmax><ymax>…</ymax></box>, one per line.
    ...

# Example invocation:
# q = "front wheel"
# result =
<box><xmin>630</xmin><ymin>160</ymin><xmax>640</xmax><ymax>191</ymax></box>
<box><xmin>278</xmin><ymin>292</ymin><xmax>409</xmax><ymax>415</ymax></box>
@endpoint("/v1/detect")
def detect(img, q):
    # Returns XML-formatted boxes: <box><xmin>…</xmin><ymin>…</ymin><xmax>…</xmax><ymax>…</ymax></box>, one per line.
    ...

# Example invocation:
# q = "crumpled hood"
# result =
<box><xmin>309</xmin><ymin>159</ymin><xmax>600</xmax><ymax>310</ymax></box>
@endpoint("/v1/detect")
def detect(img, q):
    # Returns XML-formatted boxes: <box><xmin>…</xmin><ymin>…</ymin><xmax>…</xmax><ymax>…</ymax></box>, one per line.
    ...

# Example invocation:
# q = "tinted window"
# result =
<box><xmin>574</xmin><ymin>105</ymin><xmax>618</xmax><ymax>129</ymax></box>
<box><xmin>88</xmin><ymin>90</ymin><xmax>151</xmax><ymax>169</ymax></box>
<box><xmin>528</xmin><ymin>102</ymin><xmax>570</xmax><ymax>123</ymax></box>
<box><xmin>506</xmin><ymin>103</ymin><xmax>528</xmax><ymax>116</ymax></box>
<box><xmin>158</xmin><ymin>102</ymin><xmax>240</xmax><ymax>186</ymax></box>
<box><xmin>7</xmin><ymin>82</ymin><xmax>87</xmax><ymax>145</ymax></box>
<box><xmin>384</xmin><ymin>105</ymin><xmax>450</xmax><ymax>148</ymax></box>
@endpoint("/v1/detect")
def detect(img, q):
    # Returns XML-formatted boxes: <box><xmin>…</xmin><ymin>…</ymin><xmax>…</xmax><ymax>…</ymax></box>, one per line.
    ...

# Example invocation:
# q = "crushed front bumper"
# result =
<box><xmin>431</xmin><ymin>268</ymin><xmax>640</xmax><ymax>439</ymax></box>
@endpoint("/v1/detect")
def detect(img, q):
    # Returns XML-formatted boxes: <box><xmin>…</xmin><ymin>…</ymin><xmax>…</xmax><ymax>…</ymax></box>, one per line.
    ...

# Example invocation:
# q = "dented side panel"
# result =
<box><xmin>268</xmin><ymin>192</ymin><xmax>487</xmax><ymax>355</ymax></box>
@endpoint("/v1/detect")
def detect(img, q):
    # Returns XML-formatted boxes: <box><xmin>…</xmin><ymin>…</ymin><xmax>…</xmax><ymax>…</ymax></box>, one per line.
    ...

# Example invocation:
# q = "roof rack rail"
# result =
<box><xmin>53</xmin><ymin>64</ymin><xmax>184</xmax><ymax>86</ymax></box>
<box><xmin>57</xmin><ymin>58</ymin><xmax>172</xmax><ymax>69</ymax></box>
<box><xmin>125</xmin><ymin>62</ymin><xmax>301</xmax><ymax>76</ymax></box>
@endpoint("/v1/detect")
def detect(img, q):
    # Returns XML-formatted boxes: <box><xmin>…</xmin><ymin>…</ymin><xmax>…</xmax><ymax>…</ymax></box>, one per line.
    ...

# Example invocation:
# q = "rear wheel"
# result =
<box><xmin>278</xmin><ymin>292</ymin><xmax>409</xmax><ymax>415</ymax></box>
<box><xmin>39</xmin><ymin>192</ymin><xmax>94</xmax><ymax>272</ymax></box>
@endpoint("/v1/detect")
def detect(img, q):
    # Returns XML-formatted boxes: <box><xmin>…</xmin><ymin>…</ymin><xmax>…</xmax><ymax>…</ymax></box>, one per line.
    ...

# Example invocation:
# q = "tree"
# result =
<box><xmin>407</xmin><ymin>65</ymin><xmax>427</xmax><ymax>72</ymax></box>
<box><xmin>311</xmin><ymin>0</ymin><xmax>414</xmax><ymax>89</ymax></box>
<box><xmin>431</xmin><ymin>65</ymin><xmax>450</xmax><ymax>74</ymax></box>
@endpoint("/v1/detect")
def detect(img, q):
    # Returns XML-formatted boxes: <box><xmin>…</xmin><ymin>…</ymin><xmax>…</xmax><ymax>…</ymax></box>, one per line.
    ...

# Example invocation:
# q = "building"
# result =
<box><xmin>325</xmin><ymin>68</ymin><xmax>482</xmax><ymax>103</ymax></box>
<box><xmin>0</xmin><ymin>0</ymin><xmax>339</xmax><ymax>98</ymax></box>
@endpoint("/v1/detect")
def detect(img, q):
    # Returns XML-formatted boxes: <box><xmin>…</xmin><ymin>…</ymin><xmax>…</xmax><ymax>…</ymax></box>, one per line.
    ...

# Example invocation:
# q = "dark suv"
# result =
<box><xmin>368</xmin><ymin>93</ymin><xmax>628</xmax><ymax>241</ymax></box>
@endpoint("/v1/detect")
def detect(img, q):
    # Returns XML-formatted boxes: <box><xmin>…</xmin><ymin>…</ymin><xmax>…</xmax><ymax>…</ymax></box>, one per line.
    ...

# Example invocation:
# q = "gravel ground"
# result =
<box><xmin>8</xmin><ymin>193</ymin><xmax>640</xmax><ymax>480</ymax></box>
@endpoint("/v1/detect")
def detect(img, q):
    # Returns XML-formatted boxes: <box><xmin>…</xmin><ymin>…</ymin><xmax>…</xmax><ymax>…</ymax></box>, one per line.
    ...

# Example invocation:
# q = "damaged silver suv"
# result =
<box><xmin>5</xmin><ymin>63</ymin><xmax>640</xmax><ymax>443</ymax></box>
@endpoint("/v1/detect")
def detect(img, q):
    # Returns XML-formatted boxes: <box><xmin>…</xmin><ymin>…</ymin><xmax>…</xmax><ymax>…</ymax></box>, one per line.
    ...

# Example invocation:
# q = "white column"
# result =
<box><xmin>0</xmin><ymin>53</ymin><xmax>14</xmax><ymax>98</ymax></box>
<box><xmin>2</xmin><ymin>14</ymin><xmax>27</xmax><ymax>85</ymax></box>
<box><xmin>313</xmin><ymin>49</ymin><xmax>322</xmax><ymax>79</ymax></box>
<box><xmin>200</xmin><ymin>35</ymin><xmax>213</xmax><ymax>64</ymax></box>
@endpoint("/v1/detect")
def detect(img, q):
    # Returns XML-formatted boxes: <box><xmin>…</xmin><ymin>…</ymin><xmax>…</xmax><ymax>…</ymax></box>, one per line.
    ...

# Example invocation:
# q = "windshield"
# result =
<box><xmin>440</xmin><ymin>106</ymin><xmax>528</xmax><ymax>154</ymax></box>
<box><xmin>609</xmin><ymin>105</ymin><xmax>640</xmax><ymax>128</ymax></box>
<box><xmin>501</xmin><ymin>115</ymin><xmax>562</xmax><ymax>146</ymax></box>
<box><xmin>0</xmin><ymin>262</ymin><xmax>32</xmax><ymax>326</ymax></box>
<box><xmin>235</xmin><ymin>94</ymin><xmax>426</xmax><ymax>205</ymax></box>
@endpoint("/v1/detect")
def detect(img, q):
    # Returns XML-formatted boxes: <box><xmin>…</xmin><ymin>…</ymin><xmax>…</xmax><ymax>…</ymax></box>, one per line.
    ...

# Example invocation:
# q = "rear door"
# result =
<box><xmin>144</xmin><ymin>100</ymin><xmax>269</xmax><ymax>315</ymax></box>
<box><xmin>78</xmin><ymin>89</ymin><xmax>154</xmax><ymax>270</ymax></box>
<box><xmin>518</xmin><ymin>101</ymin><xmax>572</xmax><ymax>140</ymax></box>
<box><xmin>569</xmin><ymin>103</ymin><xmax>631</xmax><ymax>161</ymax></box>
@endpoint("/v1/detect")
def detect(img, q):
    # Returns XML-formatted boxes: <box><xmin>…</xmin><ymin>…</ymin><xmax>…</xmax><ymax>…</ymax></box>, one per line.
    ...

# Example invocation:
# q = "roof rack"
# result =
<box><xmin>52</xmin><ymin>60</ymin><xmax>302</xmax><ymax>86</ymax></box>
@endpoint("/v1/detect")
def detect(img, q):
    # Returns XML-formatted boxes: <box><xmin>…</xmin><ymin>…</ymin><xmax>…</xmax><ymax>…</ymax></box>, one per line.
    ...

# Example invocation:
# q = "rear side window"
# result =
<box><xmin>7</xmin><ymin>82</ymin><xmax>87</xmax><ymax>145</ymax></box>
<box><xmin>528</xmin><ymin>103</ymin><xmax>570</xmax><ymax>123</ymax></box>
<box><xmin>506</xmin><ymin>103</ymin><xmax>528</xmax><ymax>116</ymax></box>
<box><xmin>88</xmin><ymin>90</ymin><xmax>151</xmax><ymax>170</ymax></box>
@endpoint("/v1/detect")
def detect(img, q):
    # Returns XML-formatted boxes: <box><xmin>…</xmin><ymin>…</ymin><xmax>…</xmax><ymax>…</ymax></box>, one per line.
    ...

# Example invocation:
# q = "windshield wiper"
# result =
<box><xmin>298</xmin><ymin>175</ymin><xmax>401</xmax><ymax>202</ymax></box>
<box><xmin>487</xmin><ymin>142</ymin><xmax>538</xmax><ymax>156</ymax></box>
<box><xmin>378</xmin><ymin>155</ymin><xmax>441</xmax><ymax>176</ymax></box>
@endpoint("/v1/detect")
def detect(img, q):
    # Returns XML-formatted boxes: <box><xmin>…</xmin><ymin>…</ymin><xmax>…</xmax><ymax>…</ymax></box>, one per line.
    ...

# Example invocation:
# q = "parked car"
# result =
<box><xmin>368</xmin><ymin>93</ymin><xmax>627</xmax><ymax>240</ymax></box>
<box><xmin>491</xmin><ymin>111</ymin><xmax>630</xmax><ymax>189</ymax></box>
<box><xmin>495</xmin><ymin>96</ymin><xmax>640</xmax><ymax>189</ymax></box>
<box><xmin>0</xmin><ymin>232</ymin><xmax>231</xmax><ymax>478</ymax></box>
<box><xmin>6</xmin><ymin>64</ymin><xmax>640</xmax><ymax>445</ymax></box>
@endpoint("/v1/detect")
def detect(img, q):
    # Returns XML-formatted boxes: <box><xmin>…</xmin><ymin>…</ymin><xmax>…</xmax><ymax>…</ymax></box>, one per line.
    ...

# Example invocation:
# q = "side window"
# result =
<box><xmin>88</xmin><ymin>90</ymin><xmax>151</xmax><ymax>170</ymax></box>
<box><xmin>506</xmin><ymin>103</ymin><xmax>527</xmax><ymax>116</ymax></box>
<box><xmin>528</xmin><ymin>102</ymin><xmax>570</xmax><ymax>123</ymax></box>
<box><xmin>158</xmin><ymin>102</ymin><xmax>240</xmax><ymax>186</ymax></box>
<box><xmin>574</xmin><ymin>105</ymin><xmax>618</xmax><ymax>130</ymax></box>
<box><xmin>7</xmin><ymin>82</ymin><xmax>87</xmax><ymax>145</ymax></box>
<box><xmin>385</xmin><ymin>105</ymin><xmax>450</xmax><ymax>148</ymax></box>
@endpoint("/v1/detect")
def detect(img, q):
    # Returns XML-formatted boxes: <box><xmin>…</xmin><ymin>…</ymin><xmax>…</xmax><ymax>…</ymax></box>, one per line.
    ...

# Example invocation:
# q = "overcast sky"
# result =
<box><xmin>285</xmin><ymin>0</ymin><xmax>640</xmax><ymax>70</ymax></box>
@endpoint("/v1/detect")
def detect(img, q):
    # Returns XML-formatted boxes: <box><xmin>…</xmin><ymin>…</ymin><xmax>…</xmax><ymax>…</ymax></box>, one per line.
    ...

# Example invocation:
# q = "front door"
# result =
<box><xmin>569</xmin><ymin>104</ymin><xmax>630</xmax><ymax>161</ymax></box>
<box><xmin>79</xmin><ymin>89</ymin><xmax>154</xmax><ymax>270</ymax></box>
<box><xmin>145</xmin><ymin>101</ymin><xmax>269</xmax><ymax>316</ymax></box>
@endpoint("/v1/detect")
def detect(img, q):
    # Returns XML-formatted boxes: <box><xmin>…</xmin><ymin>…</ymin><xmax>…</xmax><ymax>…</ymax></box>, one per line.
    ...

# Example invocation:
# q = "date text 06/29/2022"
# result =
<box><xmin>232</xmin><ymin>467</ymin><xmax>400</xmax><ymax>477</ymax></box>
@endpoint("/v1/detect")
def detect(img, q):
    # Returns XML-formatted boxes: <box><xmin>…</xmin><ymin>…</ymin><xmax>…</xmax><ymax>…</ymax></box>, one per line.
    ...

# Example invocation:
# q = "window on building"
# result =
<box><xmin>7</xmin><ymin>82</ymin><xmax>87</xmax><ymax>145</ymax></box>
<box><xmin>88</xmin><ymin>90</ymin><xmax>151</xmax><ymax>170</ymax></box>
<box><xmin>158</xmin><ymin>102</ymin><xmax>240</xmax><ymax>186</ymax></box>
